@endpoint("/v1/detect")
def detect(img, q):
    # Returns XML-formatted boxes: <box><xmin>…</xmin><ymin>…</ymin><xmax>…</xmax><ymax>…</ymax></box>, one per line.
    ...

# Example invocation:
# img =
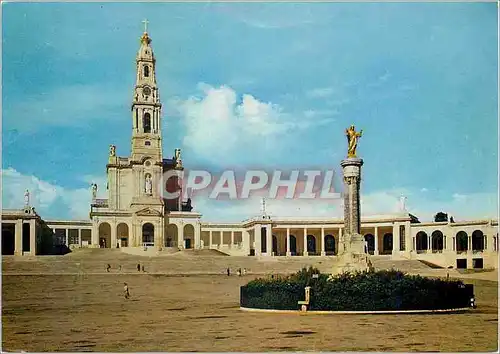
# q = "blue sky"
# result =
<box><xmin>2</xmin><ymin>2</ymin><xmax>498</xmax><ymax>222</ymax></box>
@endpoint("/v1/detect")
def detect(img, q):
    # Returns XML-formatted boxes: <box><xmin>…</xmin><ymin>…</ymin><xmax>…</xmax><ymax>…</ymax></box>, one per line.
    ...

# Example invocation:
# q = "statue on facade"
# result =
<box><xmin>346</xmin><ymin>125</ymin><xmax>363</xmax><ymax>158</ymax></box>
<box><xmin>174</xmin><ymin>148</ymin><xmax>183</xmax><ymax>169</ymax></box>
<box><xmin>24</xmin><ymin>189</ymin><xmax>30</xmax><ymax>206</ymax></box>
<box><xmin>109</xmin><ymin>145</ymin><xmax>116</xmax><ymax>157</ymax></box>
<box><xmin>91</xmin><ymin>183</ymin><xmax>98</xmax><ymax>200</ymax></box>
<box><xmin>145</xmin><ymin>174</ymin><xmax>153</xmax><ymax>195</ymax></box>
<box><xmin>399</xmin><ymin>195</ymin><xmax>407</xmax><ymax>212</ymax></box>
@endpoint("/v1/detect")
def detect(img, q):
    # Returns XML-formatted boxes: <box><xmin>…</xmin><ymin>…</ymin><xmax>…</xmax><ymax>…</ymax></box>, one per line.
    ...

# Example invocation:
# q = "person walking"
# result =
<box><xmin>227</xmin><ymin>267</ymin><xmax>230</xmax><ymax>276</ymax></box>
<box><xmin>137</xmin><ymin>263</ymin><xmax>141</xmax><ymax>272</ymax></box>
<box><xmin>123</xmin><ymin>283</ymin><xmax>130</xmax><ymax>299</ymax></box>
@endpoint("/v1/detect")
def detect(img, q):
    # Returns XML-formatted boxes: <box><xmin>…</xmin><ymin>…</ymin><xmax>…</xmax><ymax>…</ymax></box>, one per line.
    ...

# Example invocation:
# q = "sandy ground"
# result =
<box><xmin>2</xmin><ymin>272</ymin><xmax>498</xmax><ymax>352</ymax></box>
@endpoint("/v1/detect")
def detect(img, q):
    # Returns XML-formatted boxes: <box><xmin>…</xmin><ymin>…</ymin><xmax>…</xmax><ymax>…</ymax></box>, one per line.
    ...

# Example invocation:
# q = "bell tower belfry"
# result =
<box><xmin>131</xmin><ymin>21</ymin><xmax>162</xmax><ymax>162</ymax></box>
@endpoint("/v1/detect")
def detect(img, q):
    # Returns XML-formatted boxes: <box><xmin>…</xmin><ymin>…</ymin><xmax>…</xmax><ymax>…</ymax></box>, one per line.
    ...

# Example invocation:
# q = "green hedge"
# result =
<box><xmin>240</xmin><ymin>267</ymin><xmax>474</xmax><ymax>311</ymax></box>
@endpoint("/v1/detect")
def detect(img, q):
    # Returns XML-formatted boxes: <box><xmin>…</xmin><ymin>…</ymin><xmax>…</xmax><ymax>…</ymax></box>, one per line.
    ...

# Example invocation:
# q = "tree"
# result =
<box><xmin>434</xmin><ymin>212</ymin><xmax>448</xmax><ymax>222</ymax></box>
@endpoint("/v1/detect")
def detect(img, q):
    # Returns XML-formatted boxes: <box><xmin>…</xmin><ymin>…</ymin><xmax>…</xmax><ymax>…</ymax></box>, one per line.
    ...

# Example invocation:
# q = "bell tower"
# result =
<box><xmin>131</xmin><ymin>20</ymin><xmax>162</xmax><ymax>162</ymax></box>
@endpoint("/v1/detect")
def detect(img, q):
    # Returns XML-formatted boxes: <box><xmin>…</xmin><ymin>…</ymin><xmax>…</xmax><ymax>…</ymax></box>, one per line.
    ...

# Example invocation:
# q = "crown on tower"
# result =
<box><xmin>141</xmin><ymin>32</ymin><xmax>151</xmax><ymax>45</ymax></box>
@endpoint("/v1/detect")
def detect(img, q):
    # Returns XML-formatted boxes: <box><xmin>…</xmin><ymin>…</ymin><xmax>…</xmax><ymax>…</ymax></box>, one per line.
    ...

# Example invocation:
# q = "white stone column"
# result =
<box><xmin>209</xmin><ymin>231</ymin><xmax>213</xmax><ymax>249</ymax></box>
<box><xmin>392</xmin><ymin>223</ymin><xmax>400</xmax><ymax>255</ymax></box>
<box><xmin>111</xmin><ymin>223</ymin><xmax>117</xmax><ymax>249</ymax></box>
<box><xmin>303</xmin><ymin>227</ymin><xmax>308</xmax><ymax>256</ymax></box>
<box><xmin>92</xmin><ymin>222</ymin><xmax>99</xmax><ymax>247</ymax></box>
<box><xmin>194</xmin><ymin>223</ymin><xmax>201</xmax><ymax>250</ymax></box>
<box><xmin>177</xmin><ymin>223</ymin><xmax>184</xmax><ymax>249</ymax></box>
<box><xmin>254</xmin><ymin>224</ymin><xmax>262</xmax><ymax>256</ymax></box>
<box><xmin>14</xmin><ymin>220</ymin><xmax>23</xmax><ymax>256</ymax></box>
<box><xmin>78</xmin><ymin>229</ymin><xmax>82</xmax><ymax>246</ymax></box>
<box><xmin>286</xmin><ymin>228</ymin><xmax>291</xmax><ymax>256</ymax></box>
<box><xmin>404</xmin><ymin>222</ymin><xmax>411</xmax><ymax>252</ymax></box>
<box><xmin>321</xmin><ymin>227</ymin><xmax>326</xmax><ymax>256</ymax></box>
<box><xmin>338</xmin><ymin>227</ymin><xmax>343</xmax><ymax>255</ymax></box>
<box><xmin>243</xmin><ymin>230</ymin><xmax>250</xmax><ymax>254</ymax></box>
<box><xmin>374</xmin><ymin>226</ymin><xmax>379</xmax><ymax>255</ymax></box>
<box><xmin>266</xmin><ymin>226</ymin><xmax>272</xmax><ymax>256</ymax></box>
<box><xmin>230</xmin><ymin>231</ymin><xmax>235</xmax><ymax>248</ymax></box>
<box><xmin>29</xmin><ymin>219</ymin><xmax>36</xmax><ymax>255</ymax></box>
<box><xmin>65</xmin><ymin>229</ymin><xmax>69</xmax><ymax>247</ymax></box>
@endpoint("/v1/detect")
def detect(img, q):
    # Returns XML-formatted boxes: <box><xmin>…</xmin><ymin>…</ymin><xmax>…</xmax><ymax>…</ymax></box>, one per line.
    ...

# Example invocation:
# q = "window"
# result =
<box><xmin>399</xmin><ymin>225</ymin><xmax>405</xmax><ymax>251</ymax></box>
<box><xmin>144</xmin><ymin>65</ymin><xmax>150</xmax><ymax>77</ymax></box>
<box><xmin>145</xmin><ymin>141</ymin><xmax>151</xmax><ymax>146</ymax></box>
<box><xmin>143</xmin><ymin>112</ymin><xmax>151</xmax><ymax>133</ymax></box>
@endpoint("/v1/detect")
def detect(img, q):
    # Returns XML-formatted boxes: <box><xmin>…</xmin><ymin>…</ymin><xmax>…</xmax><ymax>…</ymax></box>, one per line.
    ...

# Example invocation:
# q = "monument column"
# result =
<box><xmin>333</xmin><ymin>125</ymin><xmax>368</xmax><ymax>274</ymax></box>
<box><xmin>340</xmin><ymin>157</ymin><xmax>364</xmax><ymax>254</ymax></box>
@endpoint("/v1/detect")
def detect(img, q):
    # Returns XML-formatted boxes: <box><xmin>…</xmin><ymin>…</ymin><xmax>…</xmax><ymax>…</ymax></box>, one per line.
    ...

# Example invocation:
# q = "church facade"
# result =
<box><xmin>89</xmin><ymin>30</ymin><xmax>201</xmax><ymax>251</ymax></box>
<box><xmin>1</xmin><ymin>29</ymin><xmax>498</xmax><ymax>270</ymax></box>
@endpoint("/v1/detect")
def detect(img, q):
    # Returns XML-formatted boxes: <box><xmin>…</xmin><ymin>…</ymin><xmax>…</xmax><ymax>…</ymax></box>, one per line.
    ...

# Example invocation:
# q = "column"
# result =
<box><xmin>194</xmin><ymin>223</ymin><xmax>201</xmax><ymax>250</ymax></box>
<box><xmin>14</xmin><ymin>220</ymin><xmax>23</xmax><ymax>256</ymax></box>
<box><xmin>321</xmin><ymin>227</ymin><xmax>326</xmax><ymax>256</ymax></box>
<box><xmin>177</xmin><ymin>224</ymin><xmax>184</xmax><ymax>249</ymax></box>
<box><xmin>427</xmin><ymin>234</ymin><xmax>431</xmax><ymax>254</ymax></box>
<box><xmin>209</xmin><ymin>231</ymin><xmax>213</xmax><ymax>249</ymax></box>
<box><xmin>404</xmin><ymin>222</ymin><xmax>411</xmax><ymax>252</ymax></box>
<box><xmin>92</xmin><ymin>222</ymin><xmax>99</xmax><ymax>247</ymax></box>
<box><xmin>286</xmin><ymin>228</ymin><xmax>291</xmax><ymax>256</ymax></box>
<box><xmin>78</xmin><ymin>229</ymin><xmax>82</xmax><ymax>246</ymax></box>
<box><xmin>65</xmin><ymin>229</ymin><xmax>69</xmax><ymax>247</ymax></box>
<box><xmin>392</xmin><ymin>223</ymin><xmax>399</xmax><ymax>255</ymax></box>
<box><xmin>303</xmin><ymin>227</ymin><xmax>308</xmax><ymax>256</ymax></box>
<box><xmin>29</xmin><ymin>219</ymin><xmax>36</xmax><ymax>256</ymax></box>
<box><xmin>374</xmin><ymin>226</ymin><xmax>379</xmax><ymax>255</ymax></box>
<box><xmin>254</xmin><ymin>224</ymin><xmax>261</xmax><ymax>256</ymax></box>
<box><xmin>242</xmin><ymin>230</ymin><xmax>250</xmax><ymax>254</ymax></box>
<box><xmin>338</xmin><ymin>227</ymin><xmax>343</xmax><ymax>255</ymax></box>
<box><xmin>266</xmin><ymin>226</ymin><xmax>272</xmax><ymax>256</ymax></box>
<box><xmin>111</xmin><ymin>223</ymin><xmax>117</xmax><ymax>249</ymax></box>
<box><xmin>230</xmin><ymin>231</ymin><xmax>235</xmax><ymax>248</ymax></box>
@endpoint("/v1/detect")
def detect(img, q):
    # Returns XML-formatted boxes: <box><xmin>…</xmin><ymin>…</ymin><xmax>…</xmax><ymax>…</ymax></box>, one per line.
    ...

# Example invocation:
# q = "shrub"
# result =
<box><xmin>240</xmin><ymin>268</ymin><xmax>473</xmax><ymax>311</ymax></box>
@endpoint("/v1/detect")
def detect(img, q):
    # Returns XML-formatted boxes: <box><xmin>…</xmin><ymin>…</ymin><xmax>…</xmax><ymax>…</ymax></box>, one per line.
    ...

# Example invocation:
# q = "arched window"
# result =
<box><xmin>143</xmin><ymin>112</ymin><xmax>151</xmax><ymax>133</ymax></box>
<box><xmin>364</xmin><ymin>234</ymin><xmax>375</xmax><ymax>255</ymax></box>
<box><xmin>144</xmin><ymin>65</ymin><xmax>150</xmax><ymax>77</ymax></box>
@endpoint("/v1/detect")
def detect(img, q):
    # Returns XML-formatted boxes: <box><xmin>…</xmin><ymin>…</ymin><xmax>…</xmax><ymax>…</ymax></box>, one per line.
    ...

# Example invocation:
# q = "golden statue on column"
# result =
<box><xmin>346</xmin><ymin>125</ymin><xmax>363</xmax><ymax>158</ymax></box>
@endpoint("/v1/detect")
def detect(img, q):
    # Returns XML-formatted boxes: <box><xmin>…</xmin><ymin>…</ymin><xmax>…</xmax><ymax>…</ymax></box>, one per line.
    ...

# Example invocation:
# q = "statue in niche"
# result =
<box><xmin>24</xmin><ymin>189</ymin><xmax>30</xmax><ymax>206</ymax></box>
<box><xmin>109</xmin><ymin>145</ymin><xmax>116</xmax><ymax>157</ymax></box>
<box><xmin>145</xmin><ymin>174</ymin><xmax>153</xmax><ymax>195</ymax></box>
<box><xmin>91</xmin><ymin>184</ymin><xmax>98</xmax><ymax>200</ymax></box>
<box><xmin>345</xmin><ymin>125</ymin><xmax>363</xmax><ymax>158</ymax></box>
<box><xmin>174</xmin><ymin>148</ymin><xmax>183</xmax><ymax>169</ymax></box>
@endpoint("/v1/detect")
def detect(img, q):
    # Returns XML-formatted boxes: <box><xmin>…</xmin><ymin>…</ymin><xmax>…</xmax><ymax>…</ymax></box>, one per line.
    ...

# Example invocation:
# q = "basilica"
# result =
<box><xmin>1</xmin><ymin>29</ymin><xmax>498</xmax><ymax>271</ymax></box>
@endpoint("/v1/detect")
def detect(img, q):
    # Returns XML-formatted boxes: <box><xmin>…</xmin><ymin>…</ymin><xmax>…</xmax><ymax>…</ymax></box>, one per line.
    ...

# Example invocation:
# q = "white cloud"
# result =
<box><xmin>1</xmin><ymin>167</ymin><xmax>105</xmax><ymax>220</ymax></box>
<box><xmin>173</xmin><ymin>83</ymin><xmax>330</xmax><ymax>164</ymax></box>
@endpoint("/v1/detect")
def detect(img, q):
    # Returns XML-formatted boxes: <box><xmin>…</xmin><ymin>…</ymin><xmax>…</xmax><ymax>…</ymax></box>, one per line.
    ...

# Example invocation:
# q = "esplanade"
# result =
<box><xmin>1</xmin><ymin>28</ymin><xmax>498</xmax><ymax>271</ymax></box>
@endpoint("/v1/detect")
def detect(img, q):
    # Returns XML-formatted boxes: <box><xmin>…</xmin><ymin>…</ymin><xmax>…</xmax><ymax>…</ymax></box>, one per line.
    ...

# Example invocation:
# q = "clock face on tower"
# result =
<box><xmin>143</xmin><ymin>86</ymin><xmax>151</xmax><ymax>96</ymax></box>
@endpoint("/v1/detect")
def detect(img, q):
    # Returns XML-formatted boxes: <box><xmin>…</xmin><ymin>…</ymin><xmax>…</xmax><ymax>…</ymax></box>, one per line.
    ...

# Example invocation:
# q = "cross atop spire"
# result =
<box><xmin>142</xmin><ymin>19</ymin><xmax>149</xmax><ymax>33</ymax></box>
